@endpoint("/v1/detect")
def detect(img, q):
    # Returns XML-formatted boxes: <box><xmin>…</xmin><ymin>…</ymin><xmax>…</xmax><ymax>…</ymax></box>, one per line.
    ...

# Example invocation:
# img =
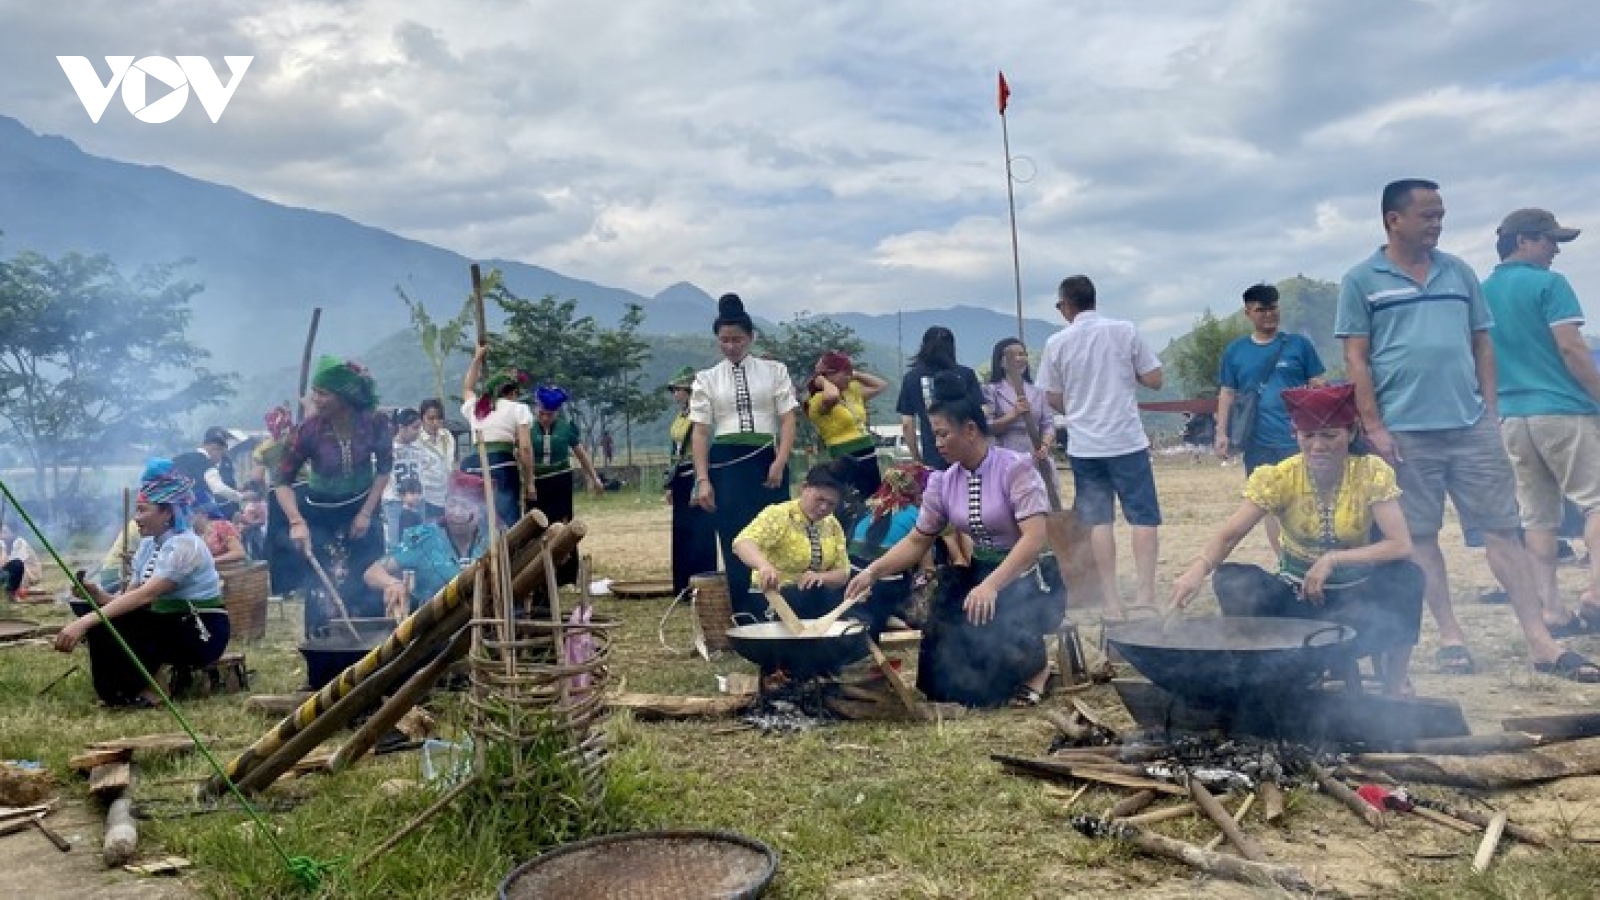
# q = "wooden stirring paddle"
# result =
<box><xmin>805</xmin><ymin>593</ymin><xmax>864</xmax><ymax>637</ymax></box>
<box><xmin>762</xmin><ymin>588</ymin><xmax>808</xmax><ymax>634</ymax></box>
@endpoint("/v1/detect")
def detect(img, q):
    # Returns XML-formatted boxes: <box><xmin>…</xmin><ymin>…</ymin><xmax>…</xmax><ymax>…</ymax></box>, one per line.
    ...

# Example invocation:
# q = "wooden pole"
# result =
<box><xmin>103</xmin><ymin>797</ymin><xmax>138</xmax><ymax>866</ymax></box>
<box><xmin>296</xmin><ymin>308</ymin><xmax>323</xmax><ymax>424</ymax></box>
<box><xmin>354</xmin><ymin>774</ymin><xmax>478</xmax><ymax>872</ymax></box>
<box><xmin>1076</xmin><ymin>819</ymin><xmax>1312</xmax><ymax>893</ymax></box>
<box><xmin>118</xmin><ymin>488</ymin><xmax>131</xmax><ymax>585</ymax></box>
<box><xmin>1190</xmin><ymin>779</ymin><xmax>1264</xmax><ymax>861</ymax></box>
<box><xmin>1107</xmin><ymin>789</ymin><xmax>1158</xmax><ymax>820</ymax></box>
<box><xmin>1260</xmin><ymin>780</ymin><xmax>1285</xmax><ymax>824</ymax></box>
<box><xmin>1417</xmin><ymin>801</ymin><xmax>1552</xmax><ymax>848</ymax></box>
<box><xmin>330</xmin><ymin>625</ymin><xmax>473</xmax><ymax>773</ymax></box>
<box><xmin>1204</xmin><ymin>793</ymin><xmax>1256</xmax><ymax>852</ymax></box>
<box><xmin>1472</xmin><ymin>811</ymin><xmax>1509</xmax><ymax>873</ymax></box>
<box><xmin>999</xmin><ymin>92</ymin><xmax>1024</xmax><ymax>340</ymax></box>
<box><xmin>1311</xmin><ymin>764</ymin><xmax>1384</xmax><ymax>830</ymax></box>
<box><xmin>1117</xmin><ymin>803</ymin><xmax>1199</xmax><ymax>826</ymax></box>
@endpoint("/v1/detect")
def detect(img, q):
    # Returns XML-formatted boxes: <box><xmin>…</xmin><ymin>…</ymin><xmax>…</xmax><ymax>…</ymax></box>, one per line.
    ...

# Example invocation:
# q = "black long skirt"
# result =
<box><xmin>668</xmin><ymin>467</ymin><xmax>719</xmax><ymax>597</ymax></box>
<box><xmin>918</xmin><ymin>558</ymin><xmax>1064</xmax><ymax>708</ymax></box>
<box><xmin>300</xmin><ymin>487</ymin><xmax>387</xmax><ymax>636</ymax></box>
<box><xmin>76</xmin><ymin>604</ymin><xmax>231</xmax><ymax>706</ymax></box>
<box><xmin>708</xmin><ymin>443</ymin><xmax>788</xmax><ymax>619</ymax></box>
<box><xmin>530</xmin><ymin>468</ymin><xmax>580</xmax><ymax>585</ymax></box>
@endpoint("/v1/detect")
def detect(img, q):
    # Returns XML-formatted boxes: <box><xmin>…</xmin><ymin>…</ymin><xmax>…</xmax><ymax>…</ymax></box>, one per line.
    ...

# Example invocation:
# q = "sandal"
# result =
<box><xmin>1435</xmin><ymin>645</ymin><xmax>1476</xmax><ymax>675</ymax></box>
<box><xmin>1009</xmin><ymin>686</ymin><xmax>1043</xmax><ymax>708</ymax></box>
<box><xmin>1533</xmin><ymin>651</ymin><xmax>1600</xmax><ymax>684</ymax></box>
<box><xmin>1546</xmin><ymin>614</ymin><xmax>1591</xmax><ymax>639</ymax></box>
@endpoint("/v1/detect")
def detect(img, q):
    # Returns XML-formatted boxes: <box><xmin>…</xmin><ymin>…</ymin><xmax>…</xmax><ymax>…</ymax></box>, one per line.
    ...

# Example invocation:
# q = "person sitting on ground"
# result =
<box><xmin>1168</xmin><ymin>384</ymin><xmax>1428</xmax><ymax>695</ymax></box>
<box><xmin>732</xmin><ymin>463</ymin><xmax>854</xmax><ymax>628</ymax></box>
<box><xmin>848</xmin><ymin>461</ymin><xmax>933</xmax><ymax>634</ymax></box>
<box><xmin>846</xmin><ymin>372</ymin><xmax>1061</xmax><ymax>708</ymax></box>
<box><xmin>364</xmin><ymin>472</ymin><xmax>491</xmax><ymax>619</ymax></box>
<box><xmin>1</xmin><ymin>525</ymin><xmax>42</xmax><ymax>603</ymax></box>
<box><xmin>192</xmin><ymin>503</ymin><xmax>247</xmax><ymax>566</ymax></box>
<box><xmin>55</xmin><ymin>460</ymin><xmax>231</xmax><ymax>708</ymax></box>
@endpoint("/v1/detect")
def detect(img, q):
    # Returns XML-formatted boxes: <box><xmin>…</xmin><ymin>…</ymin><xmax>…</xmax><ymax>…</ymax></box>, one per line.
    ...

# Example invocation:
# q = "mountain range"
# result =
<box><xmin>0</xmin><ymin>114</ymin><xmax>1056</xmax><ymax>393</ymax></box>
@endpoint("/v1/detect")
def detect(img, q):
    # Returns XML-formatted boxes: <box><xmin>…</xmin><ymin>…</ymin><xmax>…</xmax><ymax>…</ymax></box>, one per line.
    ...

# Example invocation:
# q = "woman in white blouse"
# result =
<box><xmin>690</xmin><ymin>293</ymin><xmax>799</xmax><ymax>618</ymax></box>
<box><xmin>460</xmin><ymin>344</ymin><xmax>535</xmax><ymax>531</ymax></box>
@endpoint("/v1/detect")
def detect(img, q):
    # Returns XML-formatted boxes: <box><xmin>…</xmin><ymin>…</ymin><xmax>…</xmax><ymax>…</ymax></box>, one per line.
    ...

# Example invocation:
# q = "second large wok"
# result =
<box><xmin>1105</xmin><ymin>616</ymin><xmax>1357</xmax><ymax>707</ymax></box>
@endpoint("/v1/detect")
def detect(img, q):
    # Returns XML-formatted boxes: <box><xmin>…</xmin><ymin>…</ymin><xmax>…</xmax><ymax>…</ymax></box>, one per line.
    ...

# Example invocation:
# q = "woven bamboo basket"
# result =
<box><xmin>690</xmin><ymin>572</ymin><xmax>733</xmax><ymax>653</ymax></box>
<box><xmin>220</xmin><ymin>561</ymin><xmax>270</xmax><ymax>642</ymax></box>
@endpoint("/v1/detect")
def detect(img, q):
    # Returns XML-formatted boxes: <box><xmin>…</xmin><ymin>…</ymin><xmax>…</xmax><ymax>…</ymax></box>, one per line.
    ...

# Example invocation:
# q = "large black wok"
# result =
<box><xmin>1105</xmin><ymin>616</ymin><xmax>1357</xmax><ymax>707</ymax></box>
<box><xmin>726</xmin><ymin>620</ymin><xmax>871</xmax><ymax>680</ymax></box>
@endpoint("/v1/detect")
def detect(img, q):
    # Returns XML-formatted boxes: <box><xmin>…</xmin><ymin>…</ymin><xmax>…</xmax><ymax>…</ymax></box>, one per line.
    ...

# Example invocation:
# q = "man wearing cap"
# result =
<box><xmin>1336</xmin><ymin>179</ymin><xmax>1594</xmax><ymax>682</ymax></box>
<box><xmin>172</xmin><ymin>426</ymin><xmax>250</xmax><ymax>518</ymax></box>
<box><xmin>1484</xmin><ymin>209</ymin><xmax>1600</xmax><ymax>641</ymax></box>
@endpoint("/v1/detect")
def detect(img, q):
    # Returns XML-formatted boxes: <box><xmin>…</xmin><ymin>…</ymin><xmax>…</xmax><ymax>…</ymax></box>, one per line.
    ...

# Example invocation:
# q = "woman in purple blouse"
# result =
<box><xmin>847</xmin><ymin>373</ymin><xmax>1063</xmax><ymax>707</ymax></box>
<box><xmin>982</xmin><ymin>337</ymin><xmax>1056</xmax><ymax>461</ymax></box>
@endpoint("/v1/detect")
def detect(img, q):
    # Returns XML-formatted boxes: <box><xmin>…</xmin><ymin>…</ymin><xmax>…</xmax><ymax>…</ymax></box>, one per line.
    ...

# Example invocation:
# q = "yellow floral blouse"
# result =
<box><xmin>806</xmin><ymin>381</ymin><xmax>869</xmax><ymax>447</ymax></box>
<box><xmin>1243</xmin><ymin>454</ymin><xmax>1401</xmax><ymax>586</ymax></box>
<box><xmin>734</xmin><ymin>499</ymin><xmax>848</xmax><ymax>579</ymax></box>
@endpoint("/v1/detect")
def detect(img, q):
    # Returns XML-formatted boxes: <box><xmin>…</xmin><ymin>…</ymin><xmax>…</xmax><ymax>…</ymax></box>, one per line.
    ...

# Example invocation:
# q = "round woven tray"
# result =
<box><xmin>0</xmin><ymin>618</ymin><xmax>41</xmax><ymax>640</ymax></box>
<box><xmin>499</xmin><ymin>830</ymin><xmax>777</xmax><ymax>900</ymax></box>
<box><xmin>608</xmin><ymin>580</ymin><xmax>675</xmax><ymax>600</ymax></box>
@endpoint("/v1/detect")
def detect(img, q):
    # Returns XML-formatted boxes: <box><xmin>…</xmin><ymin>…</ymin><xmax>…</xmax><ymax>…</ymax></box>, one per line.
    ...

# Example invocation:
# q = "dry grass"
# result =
<box><xmin>2</xmin><ymin>461</ymin><xmax>1598</xmax><ymax>898</ymax></box>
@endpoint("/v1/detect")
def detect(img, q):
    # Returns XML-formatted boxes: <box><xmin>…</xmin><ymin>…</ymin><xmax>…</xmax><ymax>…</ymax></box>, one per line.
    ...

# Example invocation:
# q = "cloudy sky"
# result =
<box><xmin>3</xmin><ymin>0</ymin><xmax>1599</xmax><ymax>343</ymax></box>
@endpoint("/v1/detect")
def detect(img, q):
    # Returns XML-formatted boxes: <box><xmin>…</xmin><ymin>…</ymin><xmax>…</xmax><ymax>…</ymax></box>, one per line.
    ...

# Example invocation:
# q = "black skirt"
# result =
<box><xmin>917</xmin><ymin>558</ymin><xmax>1063</xmax><ymax>708</ymax></box>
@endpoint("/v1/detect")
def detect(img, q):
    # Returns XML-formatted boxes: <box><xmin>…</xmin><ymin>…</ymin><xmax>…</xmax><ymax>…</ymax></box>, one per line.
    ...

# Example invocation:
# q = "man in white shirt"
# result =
<box><xmin>1038</xmin><ymin>275</ymin><xmax>1165</xmax><ymax>617</ymax></box>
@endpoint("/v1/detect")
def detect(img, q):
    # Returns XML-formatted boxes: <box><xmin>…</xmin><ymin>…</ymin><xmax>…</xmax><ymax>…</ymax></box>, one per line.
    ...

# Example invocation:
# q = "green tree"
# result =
<box><xmin>0</xmin><ymin>249</ymin><xmax>235</xmax><ymax>520</ymax></box>
<box><xmin>589</xmin><ymin>304</ymin><xmax>668</xmax><ymax>465</ymax></box>
<box><xmin>1166</xmin><ymin>308</ymin><xmax>1250</xmax><ymax>398</ymax></box>
<box><xmin>396</xmin><ymin>277</ymin><xmax>477</xmax><ymax>405</ymax></box>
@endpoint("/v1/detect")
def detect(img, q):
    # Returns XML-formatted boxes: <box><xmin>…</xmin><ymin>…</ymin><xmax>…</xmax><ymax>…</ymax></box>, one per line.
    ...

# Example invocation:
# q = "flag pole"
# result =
<box><xmin>999</xmin><ymin>71</ymin><xmax>1024</xmax><ymax>340</ymax></box>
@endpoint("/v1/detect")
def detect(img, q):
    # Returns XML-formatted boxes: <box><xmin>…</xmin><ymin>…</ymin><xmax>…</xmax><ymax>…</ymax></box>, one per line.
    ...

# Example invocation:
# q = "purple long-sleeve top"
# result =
<box><xmin>915</xmin><ymin>444</ymin><xmax>1048</xmax><ymax>550</ymax></box>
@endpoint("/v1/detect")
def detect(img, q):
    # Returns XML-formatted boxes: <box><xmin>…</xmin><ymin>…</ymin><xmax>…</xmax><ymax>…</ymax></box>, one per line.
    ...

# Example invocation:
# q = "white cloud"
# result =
<box><xmin>3</xmin><ymin>0</ymin><xmax>1600</xmax><ymax>349</ymax></box>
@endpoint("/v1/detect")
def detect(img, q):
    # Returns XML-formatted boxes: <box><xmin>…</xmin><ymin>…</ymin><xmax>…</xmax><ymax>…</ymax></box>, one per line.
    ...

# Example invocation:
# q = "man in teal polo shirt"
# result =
<box><xmin>1337</xmin><ymin>178</ymin><xmax>1595</xmax><ymax>683</ymax></box>
<box><xmin>1484</xmin><ymin>208</ymin><xmax>1600</xmax><ymax>638</ymax></box>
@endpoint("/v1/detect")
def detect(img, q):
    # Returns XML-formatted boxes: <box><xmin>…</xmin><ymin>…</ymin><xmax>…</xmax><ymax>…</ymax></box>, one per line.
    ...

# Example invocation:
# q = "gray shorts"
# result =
<box><xmin>1391</xmin><ymin>415</ymin><xmax>1521</xmax><ymax>538</ymax></box>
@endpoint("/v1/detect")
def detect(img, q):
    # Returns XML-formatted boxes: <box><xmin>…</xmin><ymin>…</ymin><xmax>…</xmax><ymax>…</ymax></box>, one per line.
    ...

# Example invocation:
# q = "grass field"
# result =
<box><xmin>2</xmin><ymin>457</ymin><xmax>1599</xmax><ymax>898</ymax></box>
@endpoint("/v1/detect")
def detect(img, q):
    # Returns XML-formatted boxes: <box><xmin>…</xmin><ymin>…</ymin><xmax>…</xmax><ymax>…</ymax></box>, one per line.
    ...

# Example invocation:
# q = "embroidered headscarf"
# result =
<box><xmin>138</xmin><ymin>458</ymin><xmax>196</xmax><ymax>532</ymax></box>
<box><xmin>535</xmin><ymin>385</ymin><xmax>569</xmax><ymax>412</ymax></box>
<box><xmin>475</xmin><ymin>368</ymin><xmax>531</xmax><ymax>420</ymax></box>
<box><xmin>866</xmin><ymin>462</ymin><xmax>930</xmax><ymax>519</ymax></box>
<box><xmin>311</xmin><ymin>356</ymin><xmax>379</xmax><ymax>411</ymax></box>
<box><xmin>264</xmin><ymin>405</ymin><xmax>294</xmax><ymax>441</ymax></box>
<box><xmin>1282</xmin><ymin>383</ymin><xmax>1359</xmax><ymax>432</ymax></box>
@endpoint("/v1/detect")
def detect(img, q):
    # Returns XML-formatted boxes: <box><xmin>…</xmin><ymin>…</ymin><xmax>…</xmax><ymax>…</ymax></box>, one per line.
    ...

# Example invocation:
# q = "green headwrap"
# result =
<box><xmin>311</xmin><ymin>356</ymin><xmax>379</xmax><ymax>410</ymax></box>
<box><xmin>665</xmin><ymin>365</ymin><xmax>697</xmax><ymax>390</ymax></box>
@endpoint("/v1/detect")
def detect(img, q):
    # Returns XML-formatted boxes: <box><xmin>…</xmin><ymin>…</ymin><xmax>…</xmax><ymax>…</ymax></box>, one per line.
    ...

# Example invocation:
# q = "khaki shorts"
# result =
<box><xmin>1499</xmin><ymin>415</ymin><xmax>1600</xmax><ymax>531</ymax></box>
<box><xmin>1391</xmin><ymin>416</ymin><xmax>1521</xmax><ymax>537</ymax></box>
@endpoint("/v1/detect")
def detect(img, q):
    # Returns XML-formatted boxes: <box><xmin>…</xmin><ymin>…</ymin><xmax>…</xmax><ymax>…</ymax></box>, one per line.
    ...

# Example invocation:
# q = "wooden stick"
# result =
<box><xmin>1388</xmin><ymin>732</ymin><xmax>1543</xmax><ymax>755</ymax></box>
<box><xmin>355</xmin><ymin>774</ymin><xmax>477</xmax><ymax>871</ymax></box>
<box><xmin>1422</xmin><ymin>802</ymin><xmax>1552</xmax><ymax>848</ymax></box>
<box><xmin>1501</xmin><ymin>712</ymin><xmax>1600</xmax><ymax>741</ymax></box>
<box><xmin>866</xmin><ymin>638</ymin><xmax>928</xmax><ymax>720</ymax></box>
<box><xmin>1259</xmin><ymin>780</ymin><xmax>1285</xmax><ymax>824</ymax></box>
<box><xmin>1410</xmin><ymin>805</ymin><xmax>1481</xmax><ymax>835</ymax></box>
<box><xmin>1190</xmin><ymin>779</ymin><xmax>1265</xmax><ymax>861</ymax></box>
<box><xmin>1204</xmin><ymin>793</ymin><xmax>1256</xmax><ymax>852</ymax></box>
<box><xmin>302</xmin><ymin>549</ymin><xmax>360</xmax><ymax>642</ymax></box>
<box><xmin>0</xmin><ymin>804</ymin><xmax>52</xmax><ymax>823</ymax></box>
<box><xmin>1312</xmin><ymin>764</ymin><xmax>1385</xmax><ymax>830</ymax></box>
<box><xmin>296</xmin><ymin>307</ymin><xmax>322</xmax><ymax>423</ymax></box>
<box><xmin>1472</xmin><ymin>811</ymin><xmax>1509</xmax><ymax>873</ymax></box>
<box><xmin>330</xmin><ymin>625</ymin><xmax>473</xmax><ymax>773</ymax></box>
<box><xmin>1059</xmin><ymin>783</ymin><xmax>1090</xmax><ymax>812</ymax></box>
<box><xmin>103</xmin><ymin>797</ymin><xmax>138</xmax><ymax>866</ymax></box>
<box><xmin>1087</xmin><ymin>819</ymin><xmax>1312</xmax><ymax>893</ymax></box>
<box><xmin>31</xmin><ymin>816</ymin><xmax>70</xmax><ymax>852</ymax></box>
<box><xmin>1118</xmin><ymin>803</ymin><xmax>1200</xmax><ymax>826</ymax></box>
<box><xmin>119</xmin><ymin>488</ymin><xmax>132</xmax><ymax>585</ymax></box>
<box><xmin>1107</xmin><ymin>789</ymin><xmax>1158</xmax><ymax>819</ymax></box>
<box><xmin>991</xmin><ymin>754</ymin><xmax>1186</xmax><ymax>795</ymax></box>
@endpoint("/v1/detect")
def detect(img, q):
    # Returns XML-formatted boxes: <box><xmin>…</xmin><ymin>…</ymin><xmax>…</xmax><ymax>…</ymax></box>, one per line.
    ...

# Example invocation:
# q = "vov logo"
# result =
<box><xmin>57</xmin><ymin>56</ymin><xmax>253</xmax><ymax>124</ymax></box>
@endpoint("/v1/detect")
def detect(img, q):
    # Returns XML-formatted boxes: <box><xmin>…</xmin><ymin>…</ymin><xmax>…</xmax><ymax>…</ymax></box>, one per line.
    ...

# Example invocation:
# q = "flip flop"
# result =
<box><xmin>1547</xmin><ymin>614</ymin><xmax>1591</xmax><ymax>639</ymax></box>
<box><xmin>1435</xmin><ymin>645</ymin><xmax>1476</xmax><ymax>675</ymax></box>
<box><xmin>1533</xmin><ymin>650</ymin><xmax>1600</xmax><ymax>684</ymax></box>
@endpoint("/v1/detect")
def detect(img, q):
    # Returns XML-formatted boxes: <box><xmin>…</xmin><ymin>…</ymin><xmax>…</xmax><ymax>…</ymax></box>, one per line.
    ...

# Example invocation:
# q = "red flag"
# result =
<box><xmin>997</xmin><ymin>70</ymin><xmax>1011</xmax><ymax>115</ymax></box>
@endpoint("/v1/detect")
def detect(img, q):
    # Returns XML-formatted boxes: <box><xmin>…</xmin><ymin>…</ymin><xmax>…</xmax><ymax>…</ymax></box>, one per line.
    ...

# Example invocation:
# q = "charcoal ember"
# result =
<box><xmin>1069</xmin><ymin>815</ymin><xmax>1130</xmax><ymax>840</ymax></box>
<box><xmin>739</xmin><ymin>678</ymin><xmax>838</xmax><ymax>733</ymax></box>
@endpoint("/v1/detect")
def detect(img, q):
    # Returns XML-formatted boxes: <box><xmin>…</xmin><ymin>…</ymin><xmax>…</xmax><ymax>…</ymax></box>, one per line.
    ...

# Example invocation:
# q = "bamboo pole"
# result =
<box><xmin>296</xmin><ymin>308</ymin><xmax>322</xmax><ymax>424</ymax></box>
<box><xmin>330</xmin><ymin>625</ymin><xmax>473</xmax><ymax>772</ymax></box>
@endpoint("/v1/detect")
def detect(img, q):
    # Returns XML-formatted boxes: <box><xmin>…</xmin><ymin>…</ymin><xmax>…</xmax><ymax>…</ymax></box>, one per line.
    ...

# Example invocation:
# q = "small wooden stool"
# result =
<box><xmin>168</xmin><ymin>653</ymin><xmax>250</xmax><ymax>698</ymax></box>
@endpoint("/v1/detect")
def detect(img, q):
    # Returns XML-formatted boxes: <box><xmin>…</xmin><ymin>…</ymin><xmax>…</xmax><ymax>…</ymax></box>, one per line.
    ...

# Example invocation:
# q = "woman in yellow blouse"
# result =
<box><xmin>1169</xmin><ymin>384</ymin><xmax>1424</xmax><ymax>695</ymax></box>
<box><xmin>732</xmin><ymin>464</ymin><xmax>853</xmax><ymax>622</ymax></box>
<box><xmin>806</xmin><ymin>352</ymin><xmax>889</xmax><ymax>519</ymax></box>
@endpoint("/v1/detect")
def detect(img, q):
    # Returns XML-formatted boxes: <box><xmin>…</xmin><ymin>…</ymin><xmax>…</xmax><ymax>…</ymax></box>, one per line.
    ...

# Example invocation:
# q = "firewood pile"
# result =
<box><xmin>992</xmin><ymin>702</ymin><xmax>1599</xmax><ymax>892</ymax></box>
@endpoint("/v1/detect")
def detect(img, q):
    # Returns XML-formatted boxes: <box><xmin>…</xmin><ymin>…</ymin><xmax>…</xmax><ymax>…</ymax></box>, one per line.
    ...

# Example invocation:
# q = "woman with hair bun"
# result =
<box><xmin>691</xmin><ymin>293</ymin><xmax>799</xmax><ymax>618</ymax></box>
<box><xmin>847</xmin><ymin>371</ymin><xmax>1062</xmax><ymax>708</ymax></box>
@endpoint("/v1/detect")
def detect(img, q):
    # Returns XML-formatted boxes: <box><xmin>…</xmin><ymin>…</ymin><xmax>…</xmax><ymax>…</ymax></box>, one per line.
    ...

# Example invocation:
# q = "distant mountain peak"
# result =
<box><xmin>652</xmin><ymin>282</ymin><xmax>715</xmax><ymax>306</ymax></box>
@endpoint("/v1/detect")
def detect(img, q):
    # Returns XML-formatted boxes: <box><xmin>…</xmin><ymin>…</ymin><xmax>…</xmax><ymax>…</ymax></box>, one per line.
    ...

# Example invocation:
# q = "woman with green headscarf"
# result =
<box><xmin>460</xmin><ymin>343</ymin><xmax>535</xmax><ymax>530</ymax></box>
<box><xmin>274</xmin><ymin>356</ymin><xmax>394</xmax><ymax>636</ymax></box>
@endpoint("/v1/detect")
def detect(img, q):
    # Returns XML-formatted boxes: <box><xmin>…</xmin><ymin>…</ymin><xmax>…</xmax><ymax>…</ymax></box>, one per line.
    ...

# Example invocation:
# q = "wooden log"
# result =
<box><xmin>103</xmin><ymin>797</ymin><xmax>137</xmax><ymax>867</ymax></box>
<box><xmin>88</xmin><ymin>734</ymin><xmax>205</xmax><ymax>755</ymax></box>
<box><xmin>0</xmin><ymin>804</ymin><xmax>52</xmax><ymax>824</ymax></box>
<box><xmin>1390</xmin><ymin>732</ymin><xmax>1542</xmax><ymax>755</ymax></box>
<box><xmin>1205</xmin><ymin>793</ymin><xmax>1256</xmax><ymax>852</ymax></box>
<box><xmin>991</xmin><ymin>754</ymin><xmax>1187</xmax><ymax>796</ymax></box>
<box><xmin>1311</xmin><ymin>764</ymin><xmax>1385</xmax><ymax>830</ymax></box>
<box><xmin>245</xmin><ymin>694</ymin><xmax>313</xmax><ymax>716</ymax></box>
<box><xmin>1107</xmin><ymin>789</ymin><xmax>1158</xmax><ymax>819</ymax></box>
<box><xmin>1418</xmin><ymin>802</ymin><xmax>1553</xmax><ymax>848</ymax></box>
<box><xmin>1190</xmin><ymin>779</ymin><xmax>1265</xmax><ymax>861</ymax></box>
<box><xmin>1410</xmin><ymin>806</ymin><xmax>1480</xmax><ymax>835</ymax></box>
<box><xmin>1078</xmin><ymin>819</ymin><xmax>1312</xmax><ymax>893</ymax></box>
<box><xmin>607</xmin><ymin>692</ymin><xmax>755</xmax><ymax>720</ymax></box>
<box><xmin>69</xmin><ymin>748</ymin><xmax>131</xmax><ymax>772</ymax></box>
<box><xmin>1118</xmin><ymin>803</ymin><xmax>1200</xmax><ymax>826</ymax></box>
<box><xmin>866</xmin><ymin>638</ymin><xmax>929</xmax><ymax>720</ymax></box>
<box><xmin>876</xmin><ymin>629</ymin><xmax>922</xmax><ymax>648</ymax></box>
<box><xmin>1472</xmin><ymin>811</ymin><xmax>1509</xmax><ymax>873</ymax></box>
<box><xmin>88</xmin><ymin>763</ymin><xmax>131</xmax><ymax>799</ymax></box>
<box><xmin>1501</xmin><ymin>712</ymin><xmax>1600</xmax><ymax>742</ymax></box>
<box><xmin>331</xmin><ymin>626</ymin><xmax>473</xmax><ymax>772</ymax></box>
<box><xmin>1355</xmin><ymin>736</ymin><xmax>1600</xmax><ymax>790</ymax></box>
<box><xmin>1260</xmin><ymin>780</ymin><xmax>1284</xmax><ymax>824</ymax></box>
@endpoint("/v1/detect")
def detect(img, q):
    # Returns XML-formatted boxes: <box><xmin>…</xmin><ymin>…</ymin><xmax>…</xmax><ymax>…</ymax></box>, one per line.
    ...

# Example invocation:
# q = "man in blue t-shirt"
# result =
<box><xmin>1216</xmin><ymin>283</ymin><xmax>1325</xmax><ymax>553</ymax></box>
<box><xmin>1483</xmin><ymin>207</ymin><xmax>1600</xmax><ymax>638</ymax></box>
<box><xmin>1336</xmin><ymin>178</ymin><xmax>1592</xmax><ymax>683</ymax></box>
